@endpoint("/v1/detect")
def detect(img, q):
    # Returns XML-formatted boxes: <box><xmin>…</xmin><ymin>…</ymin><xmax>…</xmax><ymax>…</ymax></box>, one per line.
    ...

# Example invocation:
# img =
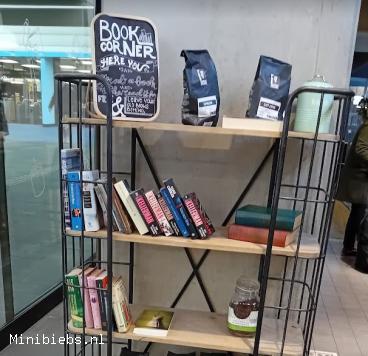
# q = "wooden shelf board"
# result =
<box><xmin>68</xmin><ymin>305</ymin><xmax>304</xmax><ymax>355</ymax></box>
<box><xmin>67</xmin><ymin>228</ymin><xmax>320</xmax><ymax>259</ymax></box>
<box><xmin>62</xmin><ymin>117</ymin><xmax>339</xmax><ymax>142</ymax></box>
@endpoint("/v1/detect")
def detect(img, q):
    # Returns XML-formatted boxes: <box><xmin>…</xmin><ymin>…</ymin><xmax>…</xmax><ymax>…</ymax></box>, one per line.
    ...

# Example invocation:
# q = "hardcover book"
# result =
<box><xmin>183</xmin><ymin>194</ymin><xmax>207</xmax><ymax>239</ymax></box>
<box><xmin>157</xmin><ymin>192</ymin><xmax>180</xmax><ymax>236</ymax></box>
<box><xmin>78</xmin><ymin>267</ymin><xmax>95</xmax><ymax>329</ymax></box>
<box><xmin>189</xmin><ymin>192</ymin><xmax>215</xmax><ymax>236</ymax></box>
<box><xmin>160</xmin><ymin>187</ymin><xmax>189</xmax><ymax>237</ymax></box>
<box><xmin>87</xmin><ymin>269</ymin><xmax>104</xmax><ymax>329</ymax></box>
<box><xmin>65</xmin><ymin>268</ymin><xmax>83</xmax><ymax>328</ymax></box>
<box><xmin>112</xmin><ymin>277</ymin><xmax>132</xmax><ymax>333</ymax></box>
<box><xmin>133</xmin><ymin>308</ymin><xmax>174</xmax><ymax>337</ymax></box>
<box><xmin>130</xmin><ymin>189</ymin><xmax>161</xmax><ymax>236</ymax></box>
<box><xmin>228</xmin><ymin>224</ymin><xmax>298</xmax><ymax>247</ymax></box>
<box><xmin>235</xmin><ymin>205</ymin><xmax>302</xmax><ymax>231</ymax></box>
<box><xmin>95</xmin><ymin>271</ymin><xmax>108</xmax><ymax>331</ymax></box>
<box><xmin>67</xmin><ymin>172</ymin><xmax>83</xmax><ymax>231</ymax></box>
<box><xmin>82</xmin><ymin>171</ymin><xmax>101</xmax><ymax>232</ymax></box>
<box><xmin>145</xmin><ymin>190</ymin><xmax>174</xmax><ymax>236</ymax></box>
<box><xmin>114</xmin><ymin>180</ymin><xmax>149</xmax><ymax>235</ymax></box>
<box><xmin>61</xmin><ymin>148</ymin><xmax>80</xmax><ymax>229</ymax></box>
<box><xmin>163</xmin><ymin>178</ymin><xmax>198</xmax><ymax>238</ymax></box>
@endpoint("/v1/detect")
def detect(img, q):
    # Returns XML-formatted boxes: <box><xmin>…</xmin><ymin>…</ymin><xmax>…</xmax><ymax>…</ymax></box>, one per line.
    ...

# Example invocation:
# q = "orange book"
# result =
<box><xmin>228</xmin><ymin>224</ymin><xmax>298</xmax><ymax>247</ymax></box>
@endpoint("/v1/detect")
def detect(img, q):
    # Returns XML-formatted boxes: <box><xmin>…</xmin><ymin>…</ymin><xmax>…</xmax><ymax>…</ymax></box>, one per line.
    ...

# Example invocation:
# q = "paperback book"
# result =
<box><xmin>112</xmin><ymin>277</ymin><xmax>132</xmax><ymax>333</ymax></box>
<box><xmin>65</xmin><ymin>268</ymin><xmax>83</xmax><ymax>328</ymax></box>
<box><xmin>157</xmin><ymin>192</ymin><xmax>180</xmax><ymax>236</ymax></box>
<box><xmin>145</xmin><ymin>190</ymin><xmax>174</xmax><ymax>236</ymax></box>
<box><xmin>163</xmin><ymin>178</ymin><xmax>198</xmax><ymax>238</ymax></box>
<box><xmin>183</xmin><ymin>194</ymin><xmax>207</xmax><ymax>239</ymax></box>
<box><xmin>130</xmin><ymin>189</ymin><xmax>161</xmax><ymax>236</ymax></box>
<box><xmin>78</xmin><ymin>267</ymin><xmax>95</xmax><ymax>329</ymax></box>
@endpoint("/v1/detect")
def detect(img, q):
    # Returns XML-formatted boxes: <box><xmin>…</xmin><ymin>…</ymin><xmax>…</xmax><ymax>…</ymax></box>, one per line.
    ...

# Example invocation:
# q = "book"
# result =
<box><xmin>82</xmin><ymin>171</ymin><xmax>100</xmax><ymax>232</ymax></box>
<box><xmin>61</xmin><ymin>148</ymin><xmax>80</xmax><ymax>229</ymax></box>
<box><xmin>228</xmin><ymin>224</ymin><xmax>298</xmax><ymax>247</ymax></box>
<box><xmin>183</xmin><ymin>194</ymin><xmax>208</xmax><ymax>239</ymax></box>
<box><xmin>65</xmin><ymin>268</ymin><xmax>83</xmax><ymax>328</ymax></box>
<box><xmin>133</xmin><ymin>308</ymin><xmax>174</xmax><ymax>337</ymax></box>
<box><xmin>235</xmin><ymin>205</ymin><xmax>302</xmax><ymax>231</ymax></box>
<box><xmin>94</xmin><ymin>184</ymin><xmax>108</xmax><ymax>227</ymax></box>
<box><xmin>87</xmin><ymin>269</ymin><xmax>104</xmax><ymax>329</ymax></box>
<box><xmin>112</xmin><ymin>277</ymin><xmax>132</xmax><ymax>333</ymax></box>
<box><xmin>160</xmin><ymin>187</ymin><xmax>189</xmax><ymax>237</ymax></box>
<box><xmin>67</xmin><ymin>172</ymin><xmax>83</xmax><ymax>231</ymax></box>
<box><xmin>145</xmin><ymin>190</ymin><xmax>174</xmax><ymax>237</ymax></box>
<box><xmin>163</xmin><ymin>178</ymin><xmax>198</xmax><ymax>238</ymax></box>
<box><xmin>114</xmin><ymin>180</ymin><xmax>149</xmax><ymax>235</ymax></box>
<box><xmin>95</xmin><ymin>271</ymin><xmax>108</xmax><ymax>331</ymax></box>
<box><xmin>130</xmin><ymin>189</ymin><xmax>161</xmax><ymax>236</ymax></box>
<box><xmin>222</xmin><ymin>116</ymin><xmax>283</xmax><ymax>132</ymax></box>
<box><xmin>96</xmin><ymin>182</ymin><xmax>119</xmax><ymax>231</ymax></box>
<box><xmin>189</xmin><ymin>192</ymin><xmax>215</xmax><ymax>236</ymax></box>
<box><xmin>112</xmin><ymin>181</ymin><xmax>133</xmax><ymax>234</ymax></box>
<box><xmin>78</xmin><ymin>267</ymin><xmax>95</xmax><ymax>329</ymax></box>
<box><xmin>157</xmin><ymin>192</ymin><xmax>180</xmax><ymax>236</ymax></box>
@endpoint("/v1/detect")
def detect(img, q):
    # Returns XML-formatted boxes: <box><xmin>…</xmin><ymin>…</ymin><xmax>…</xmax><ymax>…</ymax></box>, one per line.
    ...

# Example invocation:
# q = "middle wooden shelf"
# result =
<box><xmin>67</xmin><ymin>227</ymin><xmax>320</xmax><ymax>259</ymax></box>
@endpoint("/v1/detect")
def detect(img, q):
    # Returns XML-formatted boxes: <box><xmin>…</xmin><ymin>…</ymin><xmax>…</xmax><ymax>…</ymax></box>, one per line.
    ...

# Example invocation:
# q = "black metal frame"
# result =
<box><xmin>55</xmin><ymin>72</ymin><xmax>354</xmax><ymax>356</ymax></box>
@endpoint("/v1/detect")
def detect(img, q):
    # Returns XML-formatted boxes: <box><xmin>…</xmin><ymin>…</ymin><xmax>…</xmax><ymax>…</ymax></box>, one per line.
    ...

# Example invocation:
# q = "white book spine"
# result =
<box><xmin>114</xmin><ymin>181</ymin><xmax>149</xmax><ymax>235</ymax></box>
<box><xmin>82</xmin><ymin>171</ymin><xmax>100</xmax><ymax>232</ymax></box>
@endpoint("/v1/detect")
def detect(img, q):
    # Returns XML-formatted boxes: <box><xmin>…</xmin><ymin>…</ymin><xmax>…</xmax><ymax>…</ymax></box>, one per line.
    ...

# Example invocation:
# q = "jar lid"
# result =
<box><xmin>235</xmin><ymin>276</ymin><xmax>260</xmax><ymax>293</ymax></box>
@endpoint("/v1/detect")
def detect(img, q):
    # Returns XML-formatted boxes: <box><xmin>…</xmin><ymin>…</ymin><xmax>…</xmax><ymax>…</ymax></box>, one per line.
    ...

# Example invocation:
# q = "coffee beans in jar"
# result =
<box><xmin>227</xmin><ymin>276</ymin><xmax>260</xmax><ymax>337</ymax></box>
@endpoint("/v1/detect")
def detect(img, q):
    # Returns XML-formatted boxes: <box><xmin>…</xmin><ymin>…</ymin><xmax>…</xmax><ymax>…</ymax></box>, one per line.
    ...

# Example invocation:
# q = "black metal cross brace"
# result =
<box><xmin>130</xmin><ymin>128</ymin><xmax>277</xmax><ymax>328</ymax></box>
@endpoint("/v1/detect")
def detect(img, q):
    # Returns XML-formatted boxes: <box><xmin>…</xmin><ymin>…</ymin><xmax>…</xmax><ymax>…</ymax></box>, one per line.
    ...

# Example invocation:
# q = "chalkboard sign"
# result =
<box><xmin>92</xmin><ymin>13</ymin><xmax>159</xmax><ymax>121</ymax></box>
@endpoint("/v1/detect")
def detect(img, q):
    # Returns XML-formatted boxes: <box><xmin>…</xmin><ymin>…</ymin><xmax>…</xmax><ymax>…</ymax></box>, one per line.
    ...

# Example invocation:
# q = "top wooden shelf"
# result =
<box><xmin>61</xmin><ymin>117</ymin><xmax>340</xmax><ymax>142</ymax></box>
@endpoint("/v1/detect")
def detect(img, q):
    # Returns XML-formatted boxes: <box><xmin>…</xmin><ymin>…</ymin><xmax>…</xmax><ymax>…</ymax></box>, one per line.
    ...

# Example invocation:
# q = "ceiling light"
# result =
<box><xmin>21</xmin><ymin>64</ymin><xmax>40</xmax><ymax>69</ymax></box>
<box><xmin>0</xmin><ymin>59</ymin><xmax>18</xmax><ymax>64</ymax></box>
<box><xmin>59</xmin><ymin>64</ymin><xmax>76</xmax><ymax>70</ymax></box>
<box><xmin>77</xmin><ymin>69</ymin><xmax>91</xmax><ymax>73</ymax></box>
<box><xmin>13</xmin><ymin>67</ymin><xmax>25</xmax><ymax>72</ymax></box>
<box><xmin>36</xmin><ymin>59</ymin><xmax>41</xmax><ymax>63</ymax></box>
<box><xmin>81</xmin><ymin>60</ymin><xmax>92</xmax><ymax>65</ymax></box>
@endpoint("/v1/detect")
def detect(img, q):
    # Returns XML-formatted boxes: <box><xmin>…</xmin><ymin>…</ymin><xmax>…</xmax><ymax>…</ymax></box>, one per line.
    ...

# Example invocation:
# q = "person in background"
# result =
<box><xmin>337</xmin><ymin>97</ymin><xmax>368</xmax><ymax>273</ymax></box>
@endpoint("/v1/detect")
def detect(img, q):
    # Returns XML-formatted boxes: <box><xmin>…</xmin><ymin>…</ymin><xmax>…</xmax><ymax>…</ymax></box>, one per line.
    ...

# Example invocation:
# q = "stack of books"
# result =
<box><xmin>228</xmin><ymin>205</ymin><xmax>302</xmax><ymax>247</ymax></box>
<box><xmin>62</xmin><ymin>149</ymin><xmax>215</xmax><ymax>239</ymax></box>
<box><xmin>65</xmin><ymin>268</ymin><xmax>132</xmax><ymax>332</ymax></box>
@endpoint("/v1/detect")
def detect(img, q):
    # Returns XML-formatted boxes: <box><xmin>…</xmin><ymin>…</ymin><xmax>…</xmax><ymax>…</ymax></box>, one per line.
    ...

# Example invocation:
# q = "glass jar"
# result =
<box><xmin>227</xmin><ymin>276</ymin><xmax>260</xmax><ymax>337</ymax></box>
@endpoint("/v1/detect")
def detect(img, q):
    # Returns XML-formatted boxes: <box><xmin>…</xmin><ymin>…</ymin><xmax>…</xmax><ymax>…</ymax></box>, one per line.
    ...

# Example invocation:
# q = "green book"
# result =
<box><xmin>65</xmin><ymin>268</ymin><xmax>83</xmax><ymax>328</ymax></box>
<box><xmin>235</xmin><ymin>205</ymin><xmax>302</xmax><ymax>231</ymax></box>
<box><xmin>133</xmin><ymin>309</ymin><xmax>174</xmax><ymax>337</ymax></box>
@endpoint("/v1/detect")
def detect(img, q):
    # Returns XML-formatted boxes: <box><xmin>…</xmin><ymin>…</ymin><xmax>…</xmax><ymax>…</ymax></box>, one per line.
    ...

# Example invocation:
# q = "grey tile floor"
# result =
<box><xmin>1</xmin><ymin>238</ymin><xmax>367</xmax><ymax>356</ymax></box>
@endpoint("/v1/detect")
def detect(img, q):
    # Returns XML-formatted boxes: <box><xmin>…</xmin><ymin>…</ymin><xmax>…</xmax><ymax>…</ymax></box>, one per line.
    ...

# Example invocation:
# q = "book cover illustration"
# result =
<box><xmin>183</xmin><ymin>194</ymin><xmax>207</xmax><ymax>239</ymax></box>
<box><xmin>160</xmin><ymin>187</ymin><xmax>189</xmax><ymax>237</ymax></box>
<box><xmin>189</xmin><ymin>192</ymin><xmax>215</xmax><ymax>235</ymax></box>
<box><xmin>145</xmin><ymin>190</ymin><xmax>174</xmax><ymax>236</ymax></box>
<box><xmin>163</xmin><ymin>178</ymin><xmax>197</xmax><ymax>238</ymax></box>
<box><xmin>133</xmin><ymin>309</ymin><xmax>174</xmax><ymax>337</ymax></box>
<box><xmin>65</xmin><ymin>268</ymin><xmax>83</xmax><ymax>328</ymax></box>
<box><xmin>157</xmin><ymin>192</ymin><xmax>180</xmax><ymax>236</ymax></box>
<box><xmin>87</xmin><ymin>269</ymin><xmax>104</xmax><ymax>329</ymax></box>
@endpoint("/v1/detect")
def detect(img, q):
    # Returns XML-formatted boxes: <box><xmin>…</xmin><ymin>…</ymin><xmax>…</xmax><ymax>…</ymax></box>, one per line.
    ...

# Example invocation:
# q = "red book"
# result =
<box><xmin>183</xmin><ymin>194</ymin><xmax>207</xmax><ymax>239</ymax></box>
<box><xmin>228</xmin><ymin>224</ymin><xmax>298</xmax><ymax>247</ymax></box>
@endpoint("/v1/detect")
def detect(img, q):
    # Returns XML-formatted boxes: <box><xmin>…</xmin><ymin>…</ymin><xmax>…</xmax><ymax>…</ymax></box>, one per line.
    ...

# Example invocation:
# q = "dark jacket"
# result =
<box><xmin>337</xmin><ymin>121</ymin><xmax>368</xmax><ymax>204</ymax></box>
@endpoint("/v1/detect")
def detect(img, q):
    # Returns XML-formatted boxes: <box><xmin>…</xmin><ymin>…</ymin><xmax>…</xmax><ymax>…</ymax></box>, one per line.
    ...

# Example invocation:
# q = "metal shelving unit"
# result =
<box><xmin>56</xmin><ymin>73</ymin><xmax>354</xmax><ymax>356</ymax></box>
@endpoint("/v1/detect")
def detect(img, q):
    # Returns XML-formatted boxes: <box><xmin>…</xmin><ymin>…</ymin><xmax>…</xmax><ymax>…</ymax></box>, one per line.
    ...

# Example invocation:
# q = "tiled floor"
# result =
<box><xmin>1</xmin><ymin>238</ymin><xmax>368</xmax><ymax>356</ymax></box>
<box><xmin>312</xmin><ymin>239</ymin><xmax>368</xmax><ymax>356</ymax></box>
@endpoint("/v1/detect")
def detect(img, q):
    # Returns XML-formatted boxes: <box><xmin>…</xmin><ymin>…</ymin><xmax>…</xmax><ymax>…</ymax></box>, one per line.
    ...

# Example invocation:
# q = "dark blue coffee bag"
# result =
<box><xmin>181</xmin><ymin>50</ymin><xmax>220</xmax><ymax>127</ymax></box>
<box><xmin>246</xmin><ymin>55</ymin><xmax>292</xmax><ymax>121</ymax></box>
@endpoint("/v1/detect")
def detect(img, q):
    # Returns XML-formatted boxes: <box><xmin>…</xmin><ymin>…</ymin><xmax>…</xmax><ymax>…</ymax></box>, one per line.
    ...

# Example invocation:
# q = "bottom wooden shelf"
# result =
<box><xmin>68</xmin><ymin>305</ymin><xmax>304</xmax><ymax>356</ymax></box>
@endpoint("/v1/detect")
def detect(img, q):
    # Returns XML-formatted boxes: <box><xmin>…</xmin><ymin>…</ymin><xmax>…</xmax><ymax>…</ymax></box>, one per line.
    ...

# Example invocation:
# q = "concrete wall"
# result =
<box><xmin>101</xmin><ymin>0</ymin><xmax>360</xmax><ymax>354</ymax></box>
